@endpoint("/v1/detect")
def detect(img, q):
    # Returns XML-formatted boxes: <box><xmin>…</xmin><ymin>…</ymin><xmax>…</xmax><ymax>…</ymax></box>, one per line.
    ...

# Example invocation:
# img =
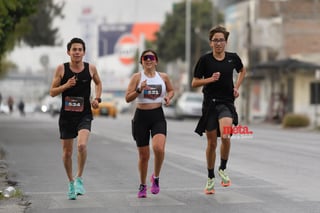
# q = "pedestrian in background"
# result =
<box><xmin>7</xmin><ymin>96</ymin><xmax>14</xmax><ymax>114</ymax></box>
<box><xmin>191</xmin><ymin>26</ymin><xmax>246</xmax><ymax>194</ymax></box>
<box><xmin>18</xmin><ymin>99</ymin><xmax>25</xmax><ymax>116</ymax></box>
<box><xmin>125</xmin><ymin>49</ymin><xmax>174</xmax><ymax>198</ymax></box>
<box><xmin>50</xmin><ymin>37</ymin><xmax>102</xmax><ymax>200</ymax></box>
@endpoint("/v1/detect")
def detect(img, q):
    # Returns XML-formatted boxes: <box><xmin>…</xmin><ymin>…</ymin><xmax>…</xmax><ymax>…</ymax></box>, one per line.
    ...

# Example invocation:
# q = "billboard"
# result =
<box><xmin>98</xmin><ymin>22</ymin><xmax>159</xmax><ymax>58</ymax></box>
<box><xmin>96</xmin><ymin>22</ymin><xmax>160</xmax><ymax>90</ymax></box>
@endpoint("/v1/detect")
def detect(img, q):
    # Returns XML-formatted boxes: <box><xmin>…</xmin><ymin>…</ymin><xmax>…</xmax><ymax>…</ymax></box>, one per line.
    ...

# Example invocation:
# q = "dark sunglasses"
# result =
<box><xmin>142</xmin><ymin>55</ymin><xmax>156</xmax><ymax>61</ymax></box>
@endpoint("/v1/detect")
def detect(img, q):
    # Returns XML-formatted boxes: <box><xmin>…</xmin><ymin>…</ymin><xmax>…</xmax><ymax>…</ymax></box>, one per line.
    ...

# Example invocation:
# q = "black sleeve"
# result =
<box><xmin>193</xmin><ymin>55</ymin><xmax>205</xmax><ymax>78</ymax></box>
<box><xmin>233</xmin><ymin>53</ymin><xmax>244</xmax><ymax>73</ymax></box>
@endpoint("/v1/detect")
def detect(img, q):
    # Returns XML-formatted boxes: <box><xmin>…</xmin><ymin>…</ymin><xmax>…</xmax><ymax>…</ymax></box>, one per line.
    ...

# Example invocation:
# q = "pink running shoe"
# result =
<box><xmin>150</xmin><ymin>174</ymin><xmax>160</xmax><ymax>194</ymax></box>
<box><xmin>137</xmin><ymin>184</ymin><xmax>147</xmax><ymax>198</ymax></box>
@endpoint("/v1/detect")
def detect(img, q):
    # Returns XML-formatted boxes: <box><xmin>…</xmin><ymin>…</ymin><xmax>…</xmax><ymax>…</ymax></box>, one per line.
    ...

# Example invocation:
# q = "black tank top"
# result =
<box><xmin>60</xmin><ymin>62</ymin><xmax>92</xmax><ymax>117</ymax></box>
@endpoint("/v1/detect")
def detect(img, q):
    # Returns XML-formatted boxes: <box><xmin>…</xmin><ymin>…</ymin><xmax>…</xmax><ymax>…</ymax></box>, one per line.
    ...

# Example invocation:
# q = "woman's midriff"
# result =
<box><xmin>137</xmin><ymin>102</ymin><xmax>162</xmax><ymax>110</ymax></box>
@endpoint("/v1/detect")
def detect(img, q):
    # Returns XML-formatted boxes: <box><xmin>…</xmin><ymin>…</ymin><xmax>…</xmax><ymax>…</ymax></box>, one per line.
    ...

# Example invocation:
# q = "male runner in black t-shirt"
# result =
<box><xmin>192</xmin><ymin>26</ymin><xmax>246</xmax><ymax>194</ymax></box>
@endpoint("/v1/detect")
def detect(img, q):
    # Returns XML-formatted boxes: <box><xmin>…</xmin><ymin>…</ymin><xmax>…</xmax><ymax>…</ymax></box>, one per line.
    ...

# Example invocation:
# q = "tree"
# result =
<box><xmin>21</xmin><ymin>0</ymin><xmax>65</xmax><ymax>46</ymax></box>
<box><xmin>0</xmin><ymin>0</ymin><xmax>38</xmax><ymax>75</ymax></box>
<box><xmin>0</xmin><ymin>0</ymin><xmax>64</xmax><ymax>76</ymax></box>
<box><xmin>156</xmin><ymin>0</ymin><xmax>223</xmax><ymax>65</ymax></box>
<box><xmin>0</xmin><ymin>0</ymin><xmax>38</xmax><ymax>57</ymax></box>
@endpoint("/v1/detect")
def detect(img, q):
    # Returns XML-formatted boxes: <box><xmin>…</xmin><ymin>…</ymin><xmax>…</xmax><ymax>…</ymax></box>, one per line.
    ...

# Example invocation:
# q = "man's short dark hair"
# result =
<box><xmin>209</xmin><ymin>25</ymin><xmax>230</xmax><ymax>41</ymax></box>
<box><xmin>67</xmin><ymin>38</ymin><xmax>86</xmax><ymax>51</ymax></box>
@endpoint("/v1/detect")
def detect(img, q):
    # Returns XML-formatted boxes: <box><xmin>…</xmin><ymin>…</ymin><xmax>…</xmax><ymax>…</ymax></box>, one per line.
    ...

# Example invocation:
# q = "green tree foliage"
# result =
<box><xmin>0</xmin><ymin>0</ymin><xmax>38</xmax><ymax>75</ymax></box>
<box><xmin>0</xmin><ymin>0</ymin><xmax>38</xmax><ymax>57</ymax></box>
<box><xmin>0</xmin><ymin>0</ymin><xmax>64</xmax><ymax>76</ymax></box>
<box><xmin>21</xmin><ymin>0</ymin><xmax>65</xmax><ymax>46</ymax></box>
<box><xmin>156</xmin><ymin>0</ymin><xmax>223</xmax><ymax>65</ymax></box>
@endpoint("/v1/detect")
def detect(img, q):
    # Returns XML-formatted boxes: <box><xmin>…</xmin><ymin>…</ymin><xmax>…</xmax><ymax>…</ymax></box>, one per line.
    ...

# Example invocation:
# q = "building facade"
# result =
<box><xmin>218</xmin><ymin>0</ymin><xmax>320</xmax><ymax>126</ymax></box>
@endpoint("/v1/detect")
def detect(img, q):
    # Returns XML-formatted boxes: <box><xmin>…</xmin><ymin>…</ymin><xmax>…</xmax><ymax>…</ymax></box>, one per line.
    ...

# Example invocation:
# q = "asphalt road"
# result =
<box><xmin>0</xmin><ymin>112</ymin><xmax>320</xmax><ymax>213</ymax></box>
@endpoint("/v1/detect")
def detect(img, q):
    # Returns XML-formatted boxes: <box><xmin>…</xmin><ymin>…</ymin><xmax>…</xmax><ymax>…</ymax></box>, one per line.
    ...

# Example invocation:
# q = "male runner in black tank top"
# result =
<box><xmin>50</xmin><ymin>38</ymin><xmax>102</xmax><ymax>200</ymax></box>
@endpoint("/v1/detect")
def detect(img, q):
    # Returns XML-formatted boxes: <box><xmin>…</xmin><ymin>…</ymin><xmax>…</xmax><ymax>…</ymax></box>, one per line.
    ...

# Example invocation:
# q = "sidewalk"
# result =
<box><xmin>0</xmin><ymin>146</ymin><xmax>29</xmax><ymax>213</ymax></box>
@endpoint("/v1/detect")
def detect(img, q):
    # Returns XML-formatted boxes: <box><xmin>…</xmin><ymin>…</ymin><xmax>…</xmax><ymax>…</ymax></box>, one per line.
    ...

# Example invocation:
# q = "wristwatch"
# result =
<box><xmin>135</xmin><ymin>87</ymin><xmax>141</xmax><ymax>94</ymax></box>
<box><xmin>95</xmin><ymin>98</ymin><xmax>101</xmax><ymax>103</ymax></box>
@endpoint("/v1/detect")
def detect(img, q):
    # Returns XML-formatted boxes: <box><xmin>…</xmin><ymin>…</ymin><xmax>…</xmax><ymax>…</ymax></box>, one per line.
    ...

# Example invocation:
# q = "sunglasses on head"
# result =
<box><xmin>142</xmin><ymin>55</ymin><xmax>156</xmax><ymax>61</ymax></box>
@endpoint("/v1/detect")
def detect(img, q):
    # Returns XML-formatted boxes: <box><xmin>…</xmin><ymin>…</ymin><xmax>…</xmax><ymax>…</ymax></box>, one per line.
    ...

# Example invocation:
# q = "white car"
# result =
<box><xmin>175</xmin><ymin>92</ymin><xmax>203</xmax><ymax>119</ymax></box>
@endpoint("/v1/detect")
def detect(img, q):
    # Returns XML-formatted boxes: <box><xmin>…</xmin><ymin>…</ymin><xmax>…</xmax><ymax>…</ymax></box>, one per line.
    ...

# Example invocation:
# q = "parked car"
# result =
<box><xmin>92</xmin><ymin>97</ymin><xmax>117</xmax><ymax>118</ymax></box>
<box><xmin>175</xmin><ymin>92</ymin><xmax>203</xmax><ymax>119</ymax></box>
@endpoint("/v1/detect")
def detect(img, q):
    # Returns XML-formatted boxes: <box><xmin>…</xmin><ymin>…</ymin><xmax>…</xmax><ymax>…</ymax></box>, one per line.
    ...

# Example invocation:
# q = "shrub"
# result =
<box><xmin>282</xmin><ymin>113</ymin><xmax>310</xmax><ymax>128</ymax></box>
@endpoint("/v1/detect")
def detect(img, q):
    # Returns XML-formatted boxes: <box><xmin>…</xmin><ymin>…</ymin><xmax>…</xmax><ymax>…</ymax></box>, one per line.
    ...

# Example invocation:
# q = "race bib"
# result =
<box><xmin>143</xmin><ymin>84</ymin><xmax>162</xmax><ymax>100</ymax></box>
<box><xmin>64</xmin><ymin>96</ymin><xmax>84</xmax><ymax>112</ymax></box>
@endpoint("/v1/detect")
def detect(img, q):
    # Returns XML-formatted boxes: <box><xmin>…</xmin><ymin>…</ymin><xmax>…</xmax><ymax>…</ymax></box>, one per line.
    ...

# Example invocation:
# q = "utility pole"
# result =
<box><xmin>185</xmin><ymin>0</ymin><xmax>191</xmax><ymax>91</ymax></box>
<box><xmin>245</xmin><ymin>3</ymin><xmax>252</xmax><ymax>124</ymax></box>
<box><xmin>315</xmin><ymin>69</ymin><xmax>320</xmax><ymax>129</ymax></box>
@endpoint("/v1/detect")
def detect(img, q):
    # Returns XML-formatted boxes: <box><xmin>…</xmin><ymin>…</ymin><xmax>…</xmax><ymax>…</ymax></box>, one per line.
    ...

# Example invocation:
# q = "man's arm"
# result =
<box><xmin>191</xmin><ymin>72</ymin><xmax>220</xmax><ymax>88</ymax></box>
<box><xmin>90</xmin><ymin>64</ymin><xmax>102</xmax><ymax>106</ymax></box>
<box><xmin>50</xmin><ymin>64</ymin><xmax>76</xmax><ymax>97</ymax></box>
<box><xmin>233</xmin><ymin>67</ymin><xmax>247</xmax><ymax>98</ymax></box>
<box><xmin>234</xmin><ymin>67</ymin><xmax>246</xmax><ymax>90</ymax></box>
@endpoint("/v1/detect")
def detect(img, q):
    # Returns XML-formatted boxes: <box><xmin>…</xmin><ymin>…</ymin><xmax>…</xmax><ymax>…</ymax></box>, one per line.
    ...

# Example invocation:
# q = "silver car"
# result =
<box><xmin>175</xmin><ymin>92</ymin><xmax>203</xmax><ymax>119</ymax></box>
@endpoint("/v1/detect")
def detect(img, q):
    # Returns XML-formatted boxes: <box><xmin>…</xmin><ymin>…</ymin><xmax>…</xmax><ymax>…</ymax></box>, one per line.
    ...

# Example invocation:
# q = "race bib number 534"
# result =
<box><xmin>64</xmin><ymin>96</ymin><xmax>84</xmax><ymax>112</ymax></box>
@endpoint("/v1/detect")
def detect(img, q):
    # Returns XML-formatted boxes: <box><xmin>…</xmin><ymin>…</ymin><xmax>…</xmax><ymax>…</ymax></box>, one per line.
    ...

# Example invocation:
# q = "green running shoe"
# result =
<box><xmin>204</xmin><ymin>178</ymin><xmax>215</xmax><ymax>194</ymax></box>
<box><xmin>75</xmin><ymin>177</ymin><xmax>85</xmax><ymax>195</ymax></box>
<box><xmin>218</xmin><ymin>169</ymin><xmax>231</xmax><ymax>187</ymax></box>
<box><xmin>68</xmin><ymin>181</ymin><xmax>77</xmax><ymax>200</ymax></box>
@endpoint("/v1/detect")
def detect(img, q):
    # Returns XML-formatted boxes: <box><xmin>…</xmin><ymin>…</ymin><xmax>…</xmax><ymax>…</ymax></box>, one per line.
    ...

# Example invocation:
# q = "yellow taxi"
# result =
<box><xmin>92</xmin><ymin>97</ymin><xmax>117</xmax><ymax>118</ymax></box>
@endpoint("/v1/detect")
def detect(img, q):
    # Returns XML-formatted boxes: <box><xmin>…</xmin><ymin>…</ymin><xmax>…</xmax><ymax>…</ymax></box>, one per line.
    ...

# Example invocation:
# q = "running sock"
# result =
<box><xmin>219</xmin><ymin>159</ymin><xmax>228</xmax><ymax>170</ymax></box>
<box><xmin>208</xmin><ymin>168</ymin><xmax>215</xmax><ymax>179</ymax></box>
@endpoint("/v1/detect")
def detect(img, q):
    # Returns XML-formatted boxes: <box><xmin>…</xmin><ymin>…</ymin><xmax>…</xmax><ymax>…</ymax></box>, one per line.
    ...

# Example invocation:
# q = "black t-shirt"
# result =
<box><xmin>193</xmin><ymin>51</ymin><xmax>243</xmax><ymax>103</ymax></box>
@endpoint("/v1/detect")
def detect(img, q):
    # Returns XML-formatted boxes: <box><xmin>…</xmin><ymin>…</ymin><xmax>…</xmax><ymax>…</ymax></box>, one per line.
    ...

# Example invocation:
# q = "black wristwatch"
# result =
<box><xmin>95</xmin><ymin>98</ymin><xmax>101</xmax><ymax>103</ymax></box>
<box><xmin>136</xmin><ymin>87</ymin><xmax>141</xmax><ymax>94</ymax></box>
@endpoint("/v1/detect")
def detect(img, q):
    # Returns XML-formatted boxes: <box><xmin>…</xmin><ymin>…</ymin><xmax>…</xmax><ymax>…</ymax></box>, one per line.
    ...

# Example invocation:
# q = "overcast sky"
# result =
<box><xmin>8</xmin><ymin>0</ymin><xmax>183</xmax><ymax>71</ymax></box>
<box><xmin>54</xmin><ymin>0</ymin><xmax>182</xmax><ymax>45</ymax></box>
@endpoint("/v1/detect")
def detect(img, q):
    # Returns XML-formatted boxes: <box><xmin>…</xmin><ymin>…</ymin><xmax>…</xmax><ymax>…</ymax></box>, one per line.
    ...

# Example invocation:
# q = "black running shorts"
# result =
<box><xmin>59</xmin><ymin>114</ymin><xmax>92</xmax><ymax>139</ymax></box>
<box><xmin>131</xmin><ymin>107</ymin><xmax>167</xmax><ymax>147</ymax></box>
<box><xmin>206</xmin><ymin>104</ymin><xmax>233</xmax><ymax>132</ymax></box>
